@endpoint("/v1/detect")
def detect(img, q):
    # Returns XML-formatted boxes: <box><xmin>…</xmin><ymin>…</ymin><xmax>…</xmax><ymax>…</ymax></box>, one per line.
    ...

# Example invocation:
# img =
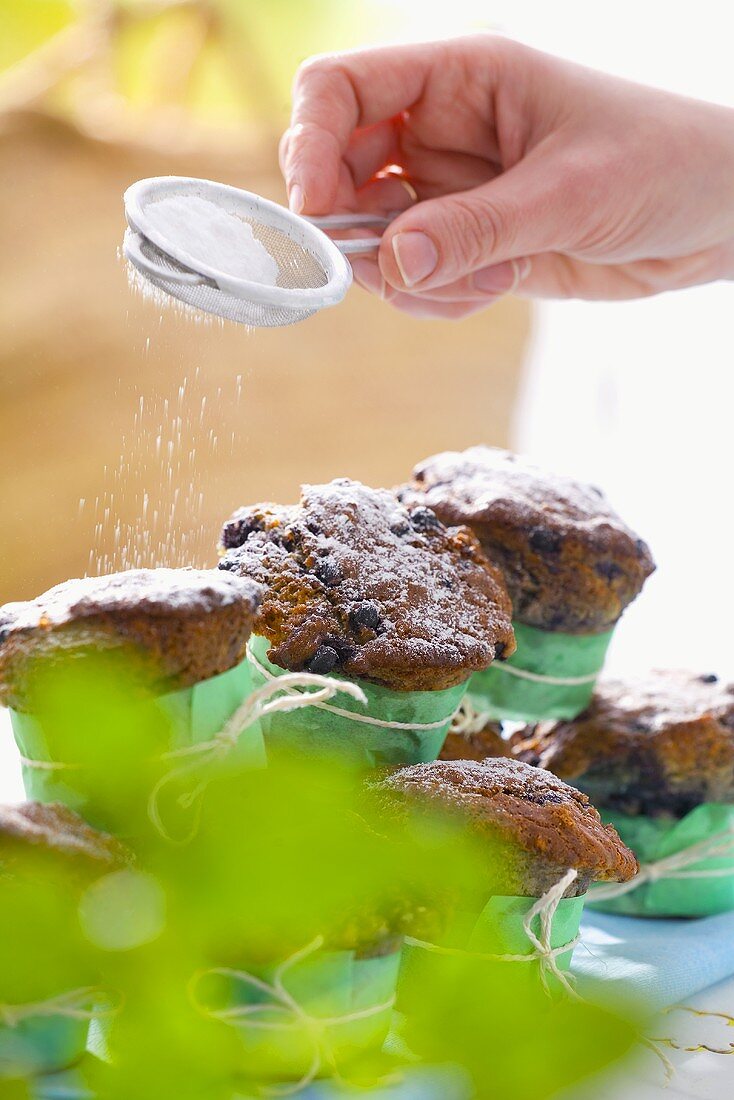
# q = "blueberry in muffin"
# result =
<box><xmin>398</xmin><ymin>447</ymin><xmax>654</xmax><ymax>634</ymax></box>
<box><xmin>515</xmin><ymin>670</ymin><xmax>734</xmax><ymax>816</ymax></box>
<box><xmin>515</xmin><ymin>671</ymin><xmax>734</xmax><ymax>916</ymax></box>
<box><xmin>219</xmin><ymin>478</ymin><xmax>515</xmax><ymax>694</ymax></box>
<box><xmin>397</xmin><ymin>447</ymin><xmax>654</xmax><ymax>721</ymax></box>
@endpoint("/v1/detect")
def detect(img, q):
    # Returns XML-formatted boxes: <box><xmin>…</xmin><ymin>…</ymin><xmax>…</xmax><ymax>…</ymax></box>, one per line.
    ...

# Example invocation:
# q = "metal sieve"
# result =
<box><xmin>123</xmin><ymin>176</ymin><xmax>393</xmax><ymax>327</ymax></box>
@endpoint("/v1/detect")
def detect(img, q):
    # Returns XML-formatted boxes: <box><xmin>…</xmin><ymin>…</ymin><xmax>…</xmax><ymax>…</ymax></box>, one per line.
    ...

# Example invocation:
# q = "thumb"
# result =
<box><xmin>378</xmin><ymin>157</ymin><xmax>570</xmax><ymax>291</ymax></box>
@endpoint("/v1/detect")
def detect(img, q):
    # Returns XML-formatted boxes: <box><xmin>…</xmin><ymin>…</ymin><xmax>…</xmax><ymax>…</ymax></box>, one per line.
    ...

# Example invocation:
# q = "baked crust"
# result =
<box><xmin>219</xmin><ymin>478</ymin><xmax>515</xmax><ymax>692</ymax></box>
<box><xmin>0</xmin><ymin>568</ymin><xmax>262</xmax><ymax>709</ymax></box>
<box><xmin>398</xmin><ymin>446</ymin><xmax>655</xmax><ymax>633</ymax></box>
<box><xmin>0</xmin><ymin>801</ymin><xmax>129</xmax><ymax>869</ymax></box>
<box><xmin>515</xmin><ymin>670</ymin><xmax>734</xmax><ymax>816</ymax></box>
<box><xmin>371</xmin><ymin>758</ymin><xmax>638</xmax><ymax>897</ymax></box>
<box><xmin>439</xmin><ymin>719</ymin><xmax>512</xmax><ymax>762</ymax></box>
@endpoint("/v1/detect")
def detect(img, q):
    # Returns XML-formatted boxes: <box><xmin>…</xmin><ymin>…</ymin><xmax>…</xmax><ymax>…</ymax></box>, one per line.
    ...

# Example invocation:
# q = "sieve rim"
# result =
<box><xmin>123</xmin><ymin>176</ymin><xmax>352</xmax><ymax>310</ymax></box>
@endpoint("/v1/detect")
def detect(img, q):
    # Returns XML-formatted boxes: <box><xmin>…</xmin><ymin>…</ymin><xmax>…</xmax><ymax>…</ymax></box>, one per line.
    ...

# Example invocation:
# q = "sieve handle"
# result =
<box><xmin>123</xmin><ymin>230</ymin><xmax>207</xmax><ymax>286</ymax></box>
<box><xmin>306</xmin><ymin>211</ymin><xmax>398</xmax><ymax>256</ymax></box>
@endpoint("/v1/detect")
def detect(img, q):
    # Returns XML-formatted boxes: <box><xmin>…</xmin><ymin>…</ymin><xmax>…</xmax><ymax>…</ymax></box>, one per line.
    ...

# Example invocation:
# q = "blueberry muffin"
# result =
<box><xmin>0</xmin><ymin>568</ymin><xmax>262</xmax><ymax>710</ymax></box>
<box><xmin>397</xmin><ymin>446</ymin><xmax>654</xmax><ymax>634</ymax></box>
<box><xmin>371</xmin><ymin>758</ymin><xmax>638</xmax><ymax>897</ymax></box>
<box><xmin>0</xmin><ymin>802</ymin><xmax>129</xmax><ymax>1076</ymax></box>
<box><xmin>219</xmin><ymin>478</ymin><xmax>515</xmax><ymax>693</ymax></box>
<box><xmin>515</xmin><ymin>670</ymin><xmax>734</xmax><ymax>817</ymax></box>
<box><xmin>439</xmin><ymin>717</ymin><xmax>512</xmax><ymax>762</ymax></box>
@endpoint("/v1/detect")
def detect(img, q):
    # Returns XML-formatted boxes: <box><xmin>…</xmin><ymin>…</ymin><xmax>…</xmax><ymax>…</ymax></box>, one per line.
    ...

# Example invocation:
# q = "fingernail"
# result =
<box><xmin>289</xmin><ymin>184</ymin><xmax>304</xmax><ymax>214</ymax></box>
<box><xmin>392</xmin><ymin>231</ymin><xmax>438</xmax><ymax>287</ymax></box>
<box><xmin>473</xmin><ymin>258</ymin><xmax>531</xmax><ymax>294</ymax></box>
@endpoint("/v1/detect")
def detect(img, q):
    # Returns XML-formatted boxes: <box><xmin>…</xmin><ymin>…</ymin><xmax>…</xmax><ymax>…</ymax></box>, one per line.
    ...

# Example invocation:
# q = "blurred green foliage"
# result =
<box><xmin>1</xmin><ymin>650</ymin><xmax>641</xmax><ymax>1097</ymax></box>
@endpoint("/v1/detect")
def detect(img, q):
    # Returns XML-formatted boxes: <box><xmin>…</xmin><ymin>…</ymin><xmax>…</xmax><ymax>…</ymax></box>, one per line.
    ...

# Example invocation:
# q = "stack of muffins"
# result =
<box><xmin>0</xmin><ymin>446</ymin><xmax>729</xmax><ymax>1093</ymax></box>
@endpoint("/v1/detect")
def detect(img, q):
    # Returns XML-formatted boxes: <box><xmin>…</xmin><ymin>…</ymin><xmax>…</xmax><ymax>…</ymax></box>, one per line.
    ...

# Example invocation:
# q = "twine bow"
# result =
<box><xmin>189</xmin><ymin>936</ymin><xmax>396</xmax><ymax>1096</ymax></box>
<box><xmin>148</xmin><ymin>670</ymin><xmax>368</xmax><ymax>842</ymax></box>
<box><xmin>0</xmin><ymin>986</ymin><xmax>116</xmax><ymax>1029</ymax></box>
<box><xmin>246</xmin><ymin>643</ymin><xmax>460</xmax><ymax>732</ymax></box>
<box><xmin>449</xmin><ymin>699</ymin><xmax>498</xmax><ymax>738</ymax></box>
<box><xmin>588</xmin><ymin>828</ymin><xmax>734</xmax><ymax>902</ymax></box>
<box><xmin>406</xmin><ymin>867</ymin><xmax>582</xmax><ymax>1000</ymax></box>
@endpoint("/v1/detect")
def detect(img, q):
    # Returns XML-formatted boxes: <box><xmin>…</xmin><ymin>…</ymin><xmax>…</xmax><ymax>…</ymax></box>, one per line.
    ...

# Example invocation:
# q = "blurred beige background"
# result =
<box><xmin>0</xmin><ymin>1</ymin><xmax>531</xmax><ymax>603</ymax></box>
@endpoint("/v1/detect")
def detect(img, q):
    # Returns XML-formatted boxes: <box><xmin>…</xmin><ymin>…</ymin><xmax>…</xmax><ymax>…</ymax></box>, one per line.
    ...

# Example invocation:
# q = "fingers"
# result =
<box><xmin>519</xmin><ymin>245</ymin><xmax>734</xmax><ymax>300</ymax></box>
<box><xmin>280</xmin><ymin>119</ymin><xmax>402</xmax><ymax>202</ymax></box>
<box><xmin>355</xmin><ymin>174</ymin><xmax>419</xmax><ymax>214</ymax></box>
<box><xmin>343</xmin><ymin>120</ymin><xmax>402</xmax><ymax>189</ymax></box>
<box><xmin>376</xmin><ymin>147</ymin><xmax>572</xmax><ymax>290</ymax></box>
<box><xmin>350</xmin><ymin>256</ymin><xmax>525</xmax><ymax>319</ymax></box>
<box><xmin>282</xmin><ymin>42</ymin><xmax>441</xmax><ymax>213</ymax></box>
<box><xmin>352</xmin><ymin>255</ymin><xmax>532</xmax><ymax>301</ymax></box>
<box><xmin>385</xmin><ymin>297</ymin><xmax>492</xmax><ymax>321</ymax></box>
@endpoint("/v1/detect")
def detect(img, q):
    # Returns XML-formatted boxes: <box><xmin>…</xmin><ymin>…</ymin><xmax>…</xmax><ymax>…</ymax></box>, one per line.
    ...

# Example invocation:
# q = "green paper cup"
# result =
<box><xmin>588</xmin><ymin>803</ymin><xmax>734</xmax><ymax>917</ymax></box>
<box><xmin>468</xmin><ymin>622</ymin><xmax>613</xmax><ymax>722</ymax></box>
<box><xmin>8</xmin><ymin>655</ymin><xmax>265</xmax><ymax>833</ymax></box>
<box><xmin>398</xmin><ymin>893</ymin><xmax>585</xmax><ymax>1009</ymax></box>
<box><xmin>198</xmin><ymin>942</ymin><xmax>401</xmax><ymax>1083</ymax></box>
<box><xmin>0</xmin><ymin>1007</ymin><xmax>89</xmax><ymax>1079</ymax></box>
<box><xmin>247</xmin><ymin>636</ymin><xmax>465</xmax><ymax>767</ymax></box>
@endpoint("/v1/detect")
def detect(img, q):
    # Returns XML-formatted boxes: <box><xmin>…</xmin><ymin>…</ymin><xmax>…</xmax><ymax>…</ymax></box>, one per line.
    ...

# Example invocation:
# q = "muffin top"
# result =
<box><xmin>372</xmin><ymin>758</ymin><xmax>637</xmax><ymax>897</ymax></box>
<box><xmin>219</xmin><ymin>478</ymin><xmax>515</xmax><ymax>692</ymax></box>
<box><xmin>0</xmin><ymin>568</ymin><xmax>262</xmax><ymax>709</ymax></box>
<box><xmin>0</xmin><ymin>802</ymin><xmax>129</xmax><ymax>870</ymax></box>
<box><xmin>397</xmin><ymin>446</ymin><xmax>654</xmax><ymax>633</ymax></box>
<box><xmin>515</xmin><ymin>670</ymin><xmax>734</xmax><ymax>817</ymax></box>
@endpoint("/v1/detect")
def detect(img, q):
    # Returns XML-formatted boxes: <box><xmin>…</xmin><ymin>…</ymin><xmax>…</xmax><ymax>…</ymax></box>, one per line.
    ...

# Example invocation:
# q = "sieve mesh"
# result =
<box><xmin>131</xmin><ymin>231</ymin><xmax>326</xmax><ymax>328</ymax></box>
<box><xmin>123</xmin><ymin>177</ymin><xmax>356</xmax><ymax>327</ymax></box>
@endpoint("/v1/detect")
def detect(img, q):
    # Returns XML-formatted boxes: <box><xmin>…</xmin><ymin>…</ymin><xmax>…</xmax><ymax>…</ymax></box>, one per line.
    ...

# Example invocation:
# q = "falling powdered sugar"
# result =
<box><xmin>145</xmin><ymin>195</ymin><xmax>279</xmax><ymax>286</ymax></box>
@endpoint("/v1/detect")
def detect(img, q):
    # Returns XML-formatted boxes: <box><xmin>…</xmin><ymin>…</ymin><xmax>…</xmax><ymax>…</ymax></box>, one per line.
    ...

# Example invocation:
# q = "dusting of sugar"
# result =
<box><xmin>573</xmin><ymin>670</ymin><xmax>734</xmax><ymax>731</ymax></box>
<box><xmin>220</xmin><ymin>478</ymin><xmax>514</xmax><ymax>680</ymax></box>
<box><xmin>145</xmin><ymin>195</ymin><xmax>279</xmax><ymax>286</ymax></box>
<box><xmin>407</xmin><ymin>445</ymin><xmax>638</xmax><ymax>532</ymax></box>
<box><xmin>0</xmin><ymin>569</ymin><xmax>262</xmax><ymax>633</ymax></box>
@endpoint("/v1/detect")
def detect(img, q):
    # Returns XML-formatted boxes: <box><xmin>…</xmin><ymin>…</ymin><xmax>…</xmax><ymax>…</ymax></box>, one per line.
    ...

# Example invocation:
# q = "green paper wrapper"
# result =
<box><xmin>468</xmin><ymin>621</ymin><xmax>613</xmax><ymax>722</ymax></box>
<box><xmin>0</xmin><ymin>1010</ymin><xmax>88</xmax><ymax>1079</ymax></box>
<box><xmin>589</xmin><ymin>803</ymin><xmax>734</xmax><ymax>917</ymax></box>
<box><xmin>398</xmin><ymin>894</ymin><xmax>585</xmax><ymax>1008</ymax></box>
<box><xmin>201</xmin><ymin>943</ymin><xmax>402</xmax><ymax>1083</ymax></box>
<box><xmin>8</xmin><ymin>656</ymin><xmax>265</xmax><ymax>832</ymax></box>
<box><xmin>247</xmin><ymin>635</ymin><xmax>466</xmax><ymax>767</ymax></box>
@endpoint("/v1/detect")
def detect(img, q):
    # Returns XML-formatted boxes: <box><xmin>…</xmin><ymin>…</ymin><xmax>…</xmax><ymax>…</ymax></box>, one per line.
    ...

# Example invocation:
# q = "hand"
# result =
<box><xmin>280</xmin><ymin>35</ymin><xmax>734</xmax><ymax>319</ymax></box>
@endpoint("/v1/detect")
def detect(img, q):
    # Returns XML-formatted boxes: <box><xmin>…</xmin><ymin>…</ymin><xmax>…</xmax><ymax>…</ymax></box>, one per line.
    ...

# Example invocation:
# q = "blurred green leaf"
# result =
<box><xmin>6</xmin><ymin>645</ymin><xmax>644</xmax><ymax>1095</ymax></box>
<box><xmin>401</xmin><ymin>955</ymin><xmax>639</xmax><ymax>1099</ymax></box>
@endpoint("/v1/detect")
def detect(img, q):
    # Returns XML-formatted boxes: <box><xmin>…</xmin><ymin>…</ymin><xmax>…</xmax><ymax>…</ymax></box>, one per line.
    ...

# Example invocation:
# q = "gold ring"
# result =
<box><xmin>379</xmin><ymin>168</ymin><xmax>419</xmax><ymax>204</ymax></box>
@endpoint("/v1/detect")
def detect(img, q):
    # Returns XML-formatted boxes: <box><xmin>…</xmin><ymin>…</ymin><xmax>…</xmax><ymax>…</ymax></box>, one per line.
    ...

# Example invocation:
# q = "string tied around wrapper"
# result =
<box><xmin>148</xmin><ymin>669</ymin><xmax>369</xmax><ymax>842</ymax></box>
<box><xmin>406</xmin><ymin>867</ymin><xmax>582</xmax><ymax>1001</ymax></box>
<box><xmin>0</xmin><ymin>987</ymin><xmax>118</xmax><ymax>1029</ymax></box>
<box><xmin>588</xmin><ymin>828</ymin><xmax>734</xmax><ymax>902</ymax></box>
<box><xmin>188</xmin><ymin>936</ymin><xmax>398</xmax><ymax>1097</ymax></box>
